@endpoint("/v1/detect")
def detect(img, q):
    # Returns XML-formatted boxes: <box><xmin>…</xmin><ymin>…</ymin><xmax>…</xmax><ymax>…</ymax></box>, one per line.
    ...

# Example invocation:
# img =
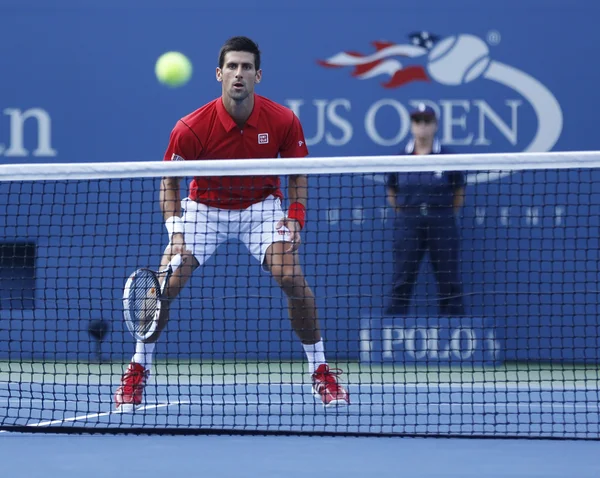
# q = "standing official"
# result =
<box><xmin>385</xmin><ymin>104</ymin><xmax>466</xmax><ymax>317</ymax></box>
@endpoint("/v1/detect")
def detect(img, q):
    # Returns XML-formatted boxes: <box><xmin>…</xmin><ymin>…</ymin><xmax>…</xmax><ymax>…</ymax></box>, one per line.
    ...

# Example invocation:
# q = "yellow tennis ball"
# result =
<box><xmin>155</xmin><ymin>51</ymin><xmax>192</xmax><ymax>87</ymax></box>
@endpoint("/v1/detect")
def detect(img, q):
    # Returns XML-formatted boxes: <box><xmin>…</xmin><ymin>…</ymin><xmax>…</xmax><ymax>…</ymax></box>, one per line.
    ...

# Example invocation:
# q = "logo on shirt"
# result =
<box><xmin>258</xmin><ymin>133</ymin><xmax>269</xmax><ymax>144</ymax></box>
<box><xmin>171</xmin><ymin>154</ymin><xmax>185</xmax><ymax>161</ymax></box>
<box><xmin>298</xmin><ymin>141</ymin><xmax>304</xmax><ymax>147</ymax></box>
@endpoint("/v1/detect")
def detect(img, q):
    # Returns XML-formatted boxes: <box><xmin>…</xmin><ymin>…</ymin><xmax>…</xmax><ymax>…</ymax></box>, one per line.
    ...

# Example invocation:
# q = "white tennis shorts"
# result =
<box><xmin>172</xmin><ymin>195</ymin><xmax>292</xmax><ymax>268</ymax></box>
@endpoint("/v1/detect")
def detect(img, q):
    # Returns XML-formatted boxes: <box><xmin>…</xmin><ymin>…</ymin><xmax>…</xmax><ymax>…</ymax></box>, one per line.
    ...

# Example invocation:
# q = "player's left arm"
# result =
<box><xmin>281</xmin><ymin>173</ymin><xmax>307</xmax><ymax>252</ymax></box>
<box><xmin>278</xmin><ymin>113</ymin><xmax>309</xmax><ymax>252</ymax></box>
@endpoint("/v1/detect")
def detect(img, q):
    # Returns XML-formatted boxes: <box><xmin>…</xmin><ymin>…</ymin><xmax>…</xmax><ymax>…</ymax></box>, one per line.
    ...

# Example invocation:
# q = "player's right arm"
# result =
<box><xmin>160</xmin><ymin>176</ymin><xmax>182</xmax><ymax>221</ymax></box>
<box><xmin>160</xmin><ymin>176</ymin><xmax>186</xmax><ymax>252</ymax></box>
<box><xmin>162</xmin><ymin>120</ymin><xmax>202</xmax><ymax>253</ymax></box>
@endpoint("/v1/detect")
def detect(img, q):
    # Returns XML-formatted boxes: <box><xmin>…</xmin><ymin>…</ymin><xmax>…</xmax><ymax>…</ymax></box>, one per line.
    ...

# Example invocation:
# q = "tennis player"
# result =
<box><xmin>115</xmin><ymin>36</ymin><xmax>349</xmax><ymax>410</ymax></box>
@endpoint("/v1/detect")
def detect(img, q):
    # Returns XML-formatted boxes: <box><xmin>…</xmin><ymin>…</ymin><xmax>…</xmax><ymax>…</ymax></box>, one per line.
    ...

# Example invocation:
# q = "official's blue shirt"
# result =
<box><xmin>385</xmin><ymin>139</ymin><xmax>465</xmax><ymax>208</ymax></box>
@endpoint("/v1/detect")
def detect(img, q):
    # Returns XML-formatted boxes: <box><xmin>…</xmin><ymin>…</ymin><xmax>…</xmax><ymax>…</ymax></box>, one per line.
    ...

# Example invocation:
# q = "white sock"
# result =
<box><xmin>302</xmin><ymin>340</ymin><xmax>326</xmax><ymax>374</ymax></box>
<box><xmin>132</xmin><ymin>342</ymin><xmax>155</xmax><ymax>370</ymax></box>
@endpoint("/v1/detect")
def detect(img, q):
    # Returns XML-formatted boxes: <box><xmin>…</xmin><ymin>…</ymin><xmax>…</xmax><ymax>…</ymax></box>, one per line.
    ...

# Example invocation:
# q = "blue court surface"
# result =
<box><xmin>1</xmin><ymin>433</ymin><xmax>599</xmax><ymax>478</ymax></box>
<box><xmin>2</xmin><ymin>363</ymin><xmax>600</xmax><ymax>476</ymax></box>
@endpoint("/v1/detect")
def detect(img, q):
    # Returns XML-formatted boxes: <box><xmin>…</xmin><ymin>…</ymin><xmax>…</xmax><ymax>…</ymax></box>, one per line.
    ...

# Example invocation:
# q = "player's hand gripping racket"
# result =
<box><xmin>123</xmin><ymin>254</ymin><xmax>184</xmax><ymax>342</ymax></box>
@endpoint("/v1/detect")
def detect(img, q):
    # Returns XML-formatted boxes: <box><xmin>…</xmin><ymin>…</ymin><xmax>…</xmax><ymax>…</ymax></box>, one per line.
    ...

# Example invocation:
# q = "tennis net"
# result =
<box><xmin>0</xmin><ymin>151</ymin><xmax>599</xmax><ymax>439</ymax></box>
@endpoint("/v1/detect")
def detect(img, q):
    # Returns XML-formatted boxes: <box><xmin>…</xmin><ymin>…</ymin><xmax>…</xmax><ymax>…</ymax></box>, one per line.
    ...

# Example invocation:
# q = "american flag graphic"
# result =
<box><xmin>318</xmin><ymin>32</ymin><xmax>441</xmax><ymax>88</ymax></box>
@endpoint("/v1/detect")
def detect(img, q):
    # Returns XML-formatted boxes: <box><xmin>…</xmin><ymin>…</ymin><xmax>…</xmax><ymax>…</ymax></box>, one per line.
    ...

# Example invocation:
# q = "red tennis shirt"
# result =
<box><xmin>163</xmin><ymin>94</ymin><xmax>309</xmax><ymax>209</ymax></box>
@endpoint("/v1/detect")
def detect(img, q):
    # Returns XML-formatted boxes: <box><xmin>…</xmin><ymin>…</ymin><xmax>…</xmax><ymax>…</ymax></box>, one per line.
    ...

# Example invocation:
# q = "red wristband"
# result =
<box><xmin>287</xmin><ymin>202</ymin><xmax>306</xmax><ymax>230</ymax></box>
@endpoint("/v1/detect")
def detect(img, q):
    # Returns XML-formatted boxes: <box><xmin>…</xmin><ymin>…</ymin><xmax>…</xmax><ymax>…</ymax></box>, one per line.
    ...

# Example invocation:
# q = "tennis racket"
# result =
<box><xmin>123</xmin><ymin>254</ymin><xmax>183</xmax><ymax>342</ymax></box>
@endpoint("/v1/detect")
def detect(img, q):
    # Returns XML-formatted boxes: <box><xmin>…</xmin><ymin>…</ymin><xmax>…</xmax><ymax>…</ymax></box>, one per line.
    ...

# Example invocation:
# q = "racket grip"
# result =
<box><xmin>170</xmin><ymin>254</ymin><xmax>183</xmax><ymax>273</ymax></box>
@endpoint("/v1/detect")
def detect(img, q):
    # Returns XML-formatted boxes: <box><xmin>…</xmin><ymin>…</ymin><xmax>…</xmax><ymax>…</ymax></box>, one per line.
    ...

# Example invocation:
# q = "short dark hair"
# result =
<box><xmin>219</xmin><ymin>36</ymin><xmax>261</xmax><ymax>70</ymax></box>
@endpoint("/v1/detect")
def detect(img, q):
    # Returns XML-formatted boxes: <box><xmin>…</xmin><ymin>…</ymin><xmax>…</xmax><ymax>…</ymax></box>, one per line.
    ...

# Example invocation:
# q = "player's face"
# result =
<box><xmin>216</xmin><ymin>51</ymin><xmax>262</xmax><ymax>102</ymax></box>
<box><xmin>411</xmin><ymin>115</ymin><xmax>437</xmax><ymax>141</ymax></box>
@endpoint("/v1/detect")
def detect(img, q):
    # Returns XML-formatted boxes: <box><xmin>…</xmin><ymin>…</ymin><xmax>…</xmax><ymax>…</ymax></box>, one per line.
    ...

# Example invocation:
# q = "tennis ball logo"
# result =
<box><xmin>155</xmin><ymin>51</ymin><xmax>193</xmax><ymax>87</ymax></box>
<box><xmin>427</xmin><ymin>34</ymin><xmax>491</xmax><ymax>85</ymax></box>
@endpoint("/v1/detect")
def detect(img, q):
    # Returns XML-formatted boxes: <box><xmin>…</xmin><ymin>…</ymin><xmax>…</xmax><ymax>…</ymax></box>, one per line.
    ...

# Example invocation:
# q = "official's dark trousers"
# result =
<box><xmin>388</xmin><ymin>207</ymin><xmax>465</xmax><ymax>316</ymax></box>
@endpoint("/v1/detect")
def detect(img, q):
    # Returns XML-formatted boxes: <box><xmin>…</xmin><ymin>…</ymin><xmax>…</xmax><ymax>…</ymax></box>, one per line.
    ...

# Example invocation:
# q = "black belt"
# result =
<box><xmin>400</xmin><ymin>203</ymin><xmax>452</xmax><ymax>216</ymax></box>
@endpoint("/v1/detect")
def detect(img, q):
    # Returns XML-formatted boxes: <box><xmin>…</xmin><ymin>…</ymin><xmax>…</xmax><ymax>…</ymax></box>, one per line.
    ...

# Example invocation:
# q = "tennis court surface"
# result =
<box><xmin>1</xmin><ymin>433</ymin><xmax>599</xmax><ymax>478</ymax></box>
<box><xmin>2</xmin><ymin>361</ymin><xmax>599</xmax><ymax>478</ymax></box>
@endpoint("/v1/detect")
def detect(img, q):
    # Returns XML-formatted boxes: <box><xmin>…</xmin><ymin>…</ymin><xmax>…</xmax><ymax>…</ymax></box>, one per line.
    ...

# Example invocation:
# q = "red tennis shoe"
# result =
<box><xmin>312</xmin><ymin>364</ymin><xmax>350</xmax><ymax>407</ymax></box>
<box><xmin>114</xmin><ymin>362</ymin><xmax>149</xmax><ymax>411</ymax></box>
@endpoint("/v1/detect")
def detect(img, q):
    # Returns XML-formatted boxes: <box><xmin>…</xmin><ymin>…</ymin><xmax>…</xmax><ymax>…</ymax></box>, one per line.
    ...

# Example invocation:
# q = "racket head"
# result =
<box><xmin>123</xmin><ymin>268</ymin><xmax>161</xmax><ymax>342</ymax></box>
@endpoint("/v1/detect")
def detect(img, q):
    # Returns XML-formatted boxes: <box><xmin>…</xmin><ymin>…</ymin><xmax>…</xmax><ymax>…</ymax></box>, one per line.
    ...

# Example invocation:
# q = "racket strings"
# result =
<box><xmin>131</xmin><ymin>272</ymin><xmax>160</xmax><ymax>334</ymax></box>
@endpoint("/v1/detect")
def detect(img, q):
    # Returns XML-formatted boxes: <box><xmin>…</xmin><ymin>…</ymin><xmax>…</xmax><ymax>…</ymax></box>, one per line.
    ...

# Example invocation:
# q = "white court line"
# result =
<box><xmin>209</xmin><ymin>382</ymin><xmax>600</xmax><ymax>392</ymax></box>
<box><xmin>25</xmin><ymin>401</ymin><xmax>191</xmax><ymax>427</ymax></box>
<box><xmin>2</xmin><ymin>380</ymin><xmax>599</xmax><ymax>392</ymax></box>
<box><xmin>2</xmin><ymin>381</ymin><xmax>599</xmax><ymax>396</ymax></box>
<box><xmin>149</xmin><ymin>382</ymin><xmax>600</xmax><ymax>392</ymax></box>
<box><xmin>346</xmin><ymin>383</ymin><xmax>600</xmax><ymax>392</ymax></box>
<box><xmin>2</xmin><ymin>395</ymin><xmax>597</xmax><ymax>412</ymax></box>
<box><xmin>409</xmin><ymin>402</ymin><xmax>600</xmax><ymax>412</ymax></box>
<box><xmin>165</xmin><ymin>399</ymin><xmax>600</xmax><ymax>412</ymax></box>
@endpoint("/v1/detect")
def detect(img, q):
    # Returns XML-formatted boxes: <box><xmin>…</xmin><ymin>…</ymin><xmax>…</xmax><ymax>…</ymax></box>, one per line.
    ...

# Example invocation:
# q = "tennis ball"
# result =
<box><xmin>155</xmin><ymin>51</ymin><xmax>192</xmax><ymax>87</ymax></box>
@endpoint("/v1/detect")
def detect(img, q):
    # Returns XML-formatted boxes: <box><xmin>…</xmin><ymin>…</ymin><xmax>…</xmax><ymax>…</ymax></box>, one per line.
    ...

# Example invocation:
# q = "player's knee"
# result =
<box><xmin>279</xmin><ymin>272</ymin><xmax>308</xmax><ymax>294</ymax></box>
<box><xmin>279</xmin><ymin>273</ymin><xmax>296</xmax><ymax>291</ymax></box>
